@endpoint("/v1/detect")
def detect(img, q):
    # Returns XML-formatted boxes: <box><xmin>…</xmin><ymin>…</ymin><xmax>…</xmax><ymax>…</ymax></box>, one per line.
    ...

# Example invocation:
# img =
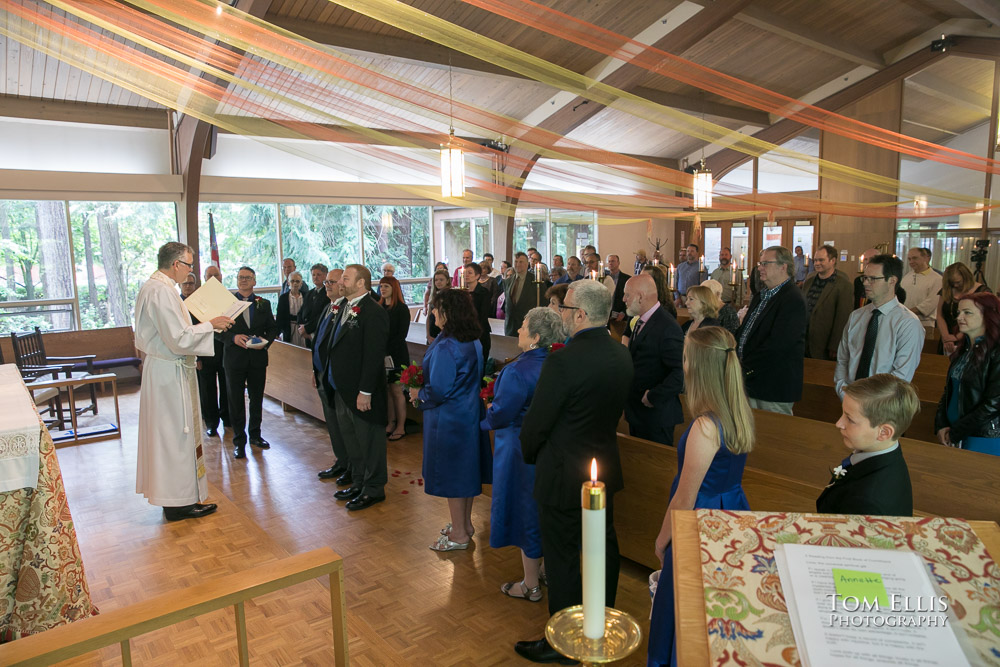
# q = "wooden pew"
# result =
<box><xmin>797</xmin><ymin>358</ymin><xmax>943</xmax><ymax>443</ymax></box>
<box><xmin>615</xmin><ymin>408</ymin><xmax>1000</xmax><ymax>570</ymax></box>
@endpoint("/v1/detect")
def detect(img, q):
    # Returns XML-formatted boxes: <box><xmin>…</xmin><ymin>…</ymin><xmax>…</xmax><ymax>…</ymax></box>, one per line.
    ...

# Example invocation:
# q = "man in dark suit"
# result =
<box><xmin>311</xmin><ymin>269</ymin><xmax>352</xmax><ymax>483</ymax></box>
<box><xmin>516</xmin><ymin>280</ymin><xmax>634</xmax><ymax>665</ymax></box>
<box><xmin>816</xmin><ymin>374</ymin><xmax>917</xmax><ymax>516</ymax></box>
<box><xmin>605</xmin><ymin>254</ymin><xmax>628</xmax><ymax>339</ymax></box>
<box><xmin>622</xmin><ymin>274</ymin><xmax>684</xmax><ymax>446</ymax></box>
<box><xmin>503</xmin><ymin>252</ymin><xmax>535</xmax><ymax>336</ymax></box>
<box><xmin>461</xmin><ymin>262</ymin><xmax>492</xmax><ymax>362</ymax></box>
<box><xmin>735</xmin><ymin>246</ymin><xmax>807</xmax><ymax>415</ymax></box>
<box><xmin>198</xmin><ymin>265</ymin><xmax>229</xmax><ymax>436</ymax></box>
<box><xmin>297</xmin><ymin>263</ymin><xmax>329</xmax><ymax>349</ymax></box>
<box><xmin>801</xmin><ymin>245</ymin><xmax>853</xmax><ymax>360</ymax></box>
<box><xmin>280</xmin><ymin>257</ymin><xmax>296</xmax><ymax>294</ymax></box>
<box><xmin>223</xmin><ymin>266</ymin><xmax>279</xmax><ymax>459</ymax></box>
<box><xmin>326</xmin><ymin>264</ymin><xmax>390</xmax><ymax>511</ymax></box>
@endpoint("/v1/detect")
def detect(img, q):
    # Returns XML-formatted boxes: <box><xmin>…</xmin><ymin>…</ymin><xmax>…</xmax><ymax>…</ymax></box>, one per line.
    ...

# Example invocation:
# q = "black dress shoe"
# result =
<box><xmin>334</xmin><ymin>487</ymin><xmax>362</xmax><ymax>501</ymax></box>
<box><xmin>335</xmin><ymin>472</ymin><xmax>353</xmax><ymax>486</ymax></box>
<box><xmin>205</xmin><ymin>427</ymin><xmax>218</xmax><ymax>437</ymax></box>
<box><xmin>346</xmin><ymin>494</ymin><xmax>385</xmax><ymax>511</ymax></box>
<box><xmin>250</xmin><ymin>437</ymin><xmax>270</xmax><ymax>449</ymax></box>
<box><xmin>513</xmin><ymin>638</ymin><xmax>577</xmax><ymax>665</ymax></box>
<box><xmin>318</xmin><ymin>465</ymin><xmax>347</xmax><ymax>479</ymax></box>
<box><xmin>163</xmin><ymin>503</ymin><xmax>218</xmax><ymax>521</ymax></box>
<box><xmin>233</xmin><ymin>446</ymin><xmax>246</xmax><ymax>459</ymax></box>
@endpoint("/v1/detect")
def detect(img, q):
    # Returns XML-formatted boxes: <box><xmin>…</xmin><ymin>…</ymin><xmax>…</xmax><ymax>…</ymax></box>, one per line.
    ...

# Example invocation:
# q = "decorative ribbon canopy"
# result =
<box><xmin>0</xmin><ymin>0</ymin><xmax>995</xmax><ymax>222</ymax></box>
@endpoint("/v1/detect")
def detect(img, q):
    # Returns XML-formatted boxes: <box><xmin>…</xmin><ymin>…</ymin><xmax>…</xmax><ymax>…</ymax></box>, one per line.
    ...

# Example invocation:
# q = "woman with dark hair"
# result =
<box><xmin>426</xmin><ymin>269</ymin><xmax>451</xmax><ymax>343</ymax></box>
<box><xmin>481</xmin><ymin>307</ymin><xmax>564</xmax><ymax>602</ymax></box>
<box><xmin>423</xmin><ymin>261</ymin><xmax>448</xmax><ymax>313</ymax></box>
<box><xmin>936</xmin><ymin>262</ymin><xmax>991</xmax><ymax>355</ymax></box>
<box><xmin>935</xmin><ymin>292</ymin><xmax>1000</xmax><ymax>456</ymax></box>
<box><xmin>409</xmin><ymin>289</ymin><xmax>492</xmax><ymax>551</ymax></box>
<box><xmin>380</xmin><ymin>275</ymin><xmax>411</xmax><ymax>441</ymax></box>
<box><xmin>545</xmin><ymin>283</ymin><xmax>569</xmax><ymax>311</ymax></box>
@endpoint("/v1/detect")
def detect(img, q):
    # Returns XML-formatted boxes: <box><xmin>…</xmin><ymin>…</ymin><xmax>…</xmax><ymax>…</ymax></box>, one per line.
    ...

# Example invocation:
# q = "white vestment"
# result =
<box><xmin>134</xmin><ymin>271</ymin><xmax>216</xmax><ymax>506</ymax></box>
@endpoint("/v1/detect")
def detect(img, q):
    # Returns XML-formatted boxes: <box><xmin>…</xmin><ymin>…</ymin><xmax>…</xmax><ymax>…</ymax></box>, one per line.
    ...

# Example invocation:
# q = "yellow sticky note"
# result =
<box><xmin>832</xmin><ymin>568</ymin><xmax>889</xmax><ymax>607</ymax></box>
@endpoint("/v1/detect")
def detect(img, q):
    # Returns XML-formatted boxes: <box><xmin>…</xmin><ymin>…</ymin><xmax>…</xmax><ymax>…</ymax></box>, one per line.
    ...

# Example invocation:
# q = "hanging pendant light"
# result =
<box><xmin>692</xmin><ymin>158</ymin><xmax>713</xmax><ymax>210</ymax></box>
<box><xmin>440</xmin><ymin>58</ymin><xmax>465</xmax><ymax>198</ymax></box>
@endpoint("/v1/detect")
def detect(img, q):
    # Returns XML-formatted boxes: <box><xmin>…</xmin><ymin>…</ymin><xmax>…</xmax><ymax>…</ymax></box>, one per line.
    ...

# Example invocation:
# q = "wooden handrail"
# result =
<box><xmin>0</xmin><ymin>547</ymin><xmax>348</xmax><ymax>667</ymax></box>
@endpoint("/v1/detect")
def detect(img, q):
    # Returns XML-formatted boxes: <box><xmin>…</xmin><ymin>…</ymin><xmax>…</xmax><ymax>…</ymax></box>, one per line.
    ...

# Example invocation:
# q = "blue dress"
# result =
<box><xmin>419</xmin><ymin>335</ymin><xmax>493</xmax><ymax>498</ymax></box>
<box><xmin>647</xmin><ymin>416</ymin><xmax>750</xmax><ymax>667</ymax></box>
<box><xmin>480</xmin><ymin>347</ymin><xmax>547</xmax><ymax>558</ymax></box>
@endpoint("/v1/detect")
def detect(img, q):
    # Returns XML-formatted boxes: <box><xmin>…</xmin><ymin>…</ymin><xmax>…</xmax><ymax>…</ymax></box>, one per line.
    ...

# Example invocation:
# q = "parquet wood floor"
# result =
<box><xmin>49</xmin><ymin>388</ymin><xmax>654</xmax><ymax>666</ymax></box>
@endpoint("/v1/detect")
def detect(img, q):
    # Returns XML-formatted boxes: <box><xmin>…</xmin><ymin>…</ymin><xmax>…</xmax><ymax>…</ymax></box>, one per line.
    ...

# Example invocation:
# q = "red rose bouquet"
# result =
<box><xmin>399</xmin><ymin>362</ymin><xmax>424</xmax><ymax>406</ymax></box>
<box><xmin>480</xmin><ymin>376</ymin><xmax>496</xmax><ymax>402</ymax></box>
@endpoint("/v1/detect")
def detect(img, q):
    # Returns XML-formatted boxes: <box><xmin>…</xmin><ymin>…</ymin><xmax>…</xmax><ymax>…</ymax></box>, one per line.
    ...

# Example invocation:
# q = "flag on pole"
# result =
<box><xmin>208</xmin><ymin>211</ymin><xmax>220</xmax><ymax>269</ymax></box>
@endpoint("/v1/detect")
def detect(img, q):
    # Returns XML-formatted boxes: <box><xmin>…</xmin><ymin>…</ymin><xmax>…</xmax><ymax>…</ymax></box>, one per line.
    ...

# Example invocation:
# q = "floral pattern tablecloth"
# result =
<box><xmin>0</xmin><ymin>414</ymin><xmax>95</xmax><ymax>641</ymax></box>
<box><xmin>696</xmin><ymin>509</ymin><xmax>1000</xmax><ymax>666</ymax></box>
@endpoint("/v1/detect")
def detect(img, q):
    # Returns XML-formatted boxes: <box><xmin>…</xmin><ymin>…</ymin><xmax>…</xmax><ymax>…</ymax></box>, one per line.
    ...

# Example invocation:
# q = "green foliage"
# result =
<box><xmin>200</xmin><ymin>203</ymin><xmax>280</xmax><ymax>286</ymax></box>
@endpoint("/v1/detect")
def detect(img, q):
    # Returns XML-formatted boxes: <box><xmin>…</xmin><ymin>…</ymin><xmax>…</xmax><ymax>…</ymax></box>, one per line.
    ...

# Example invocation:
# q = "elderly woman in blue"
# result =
<box><xmin>481</xmin><ymin>307</ymin><xmax>565</xmax><ymax>602</ymax></box>
<box><xmin>410</xmin><ymin>288</ymin><xmax>492</xmax><ymax>552</ymax></box>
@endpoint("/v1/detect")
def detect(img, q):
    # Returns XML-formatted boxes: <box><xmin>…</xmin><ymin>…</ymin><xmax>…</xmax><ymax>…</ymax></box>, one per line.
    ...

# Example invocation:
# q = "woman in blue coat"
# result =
<box><xmin>482</xmin><ymin>307</ymin><xmax>565</xmax><ymax>602</ymax></box>
<box><xmin>410</xmin><ymin>288</ymin><xmax>492</xmax><ymax>552</ymax></box>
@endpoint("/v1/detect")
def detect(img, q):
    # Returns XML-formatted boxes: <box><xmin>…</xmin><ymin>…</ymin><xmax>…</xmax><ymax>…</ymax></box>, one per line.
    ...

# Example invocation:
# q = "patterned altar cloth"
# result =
<box><xmin>695</xmin><ymin>509</ymin><xmax>1000</xmax><ymax>666</ymax></box>
<box><xmin>0</xmin><ymin>407</ymin><xmax>95</xmax><ymax>641</ymax></box>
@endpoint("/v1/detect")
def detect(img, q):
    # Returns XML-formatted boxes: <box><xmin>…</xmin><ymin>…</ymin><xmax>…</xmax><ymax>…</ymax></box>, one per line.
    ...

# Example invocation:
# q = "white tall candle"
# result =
<box><xmin>581</xmin><ymin>458</ymin><xmax>606</xmax><ymax>639</ymax></box>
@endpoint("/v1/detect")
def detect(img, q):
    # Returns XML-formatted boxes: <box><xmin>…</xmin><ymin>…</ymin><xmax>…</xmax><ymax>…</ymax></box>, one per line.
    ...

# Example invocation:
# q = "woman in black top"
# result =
<box><xmin>935</xmin><ymin>292</ymin><xmax>1000</xmax><ymax>456</ymax></box>
<box><xmin>380</xmin><ymin>275</ymin><xmax>411</xmax><ymax>441</ymax></box>
<box><xmin>936</xmin><ymin>262</ymin><xmax>992</xmax><ymax>355</ymax></box>
<box><xmin>426</xmin><ymin>269</ymin><xmax>451</xmax><ymax>343</ymax></box>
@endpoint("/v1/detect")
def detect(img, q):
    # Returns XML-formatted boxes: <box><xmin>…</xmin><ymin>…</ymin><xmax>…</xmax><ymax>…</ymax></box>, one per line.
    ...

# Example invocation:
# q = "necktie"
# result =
<box><xmin>855</xmin><ymin>309</ymin><xmax>881</xmax><ymax>380</ymax></box>
<box><xmin>841</xmin><ymin>455</ymin><xmax>853</xmax><ymax>469</ymax></box>
<box><xmin>632</xmin><ymin>318</ymin><xmax>645</xmax><ymax>340</ymax></box>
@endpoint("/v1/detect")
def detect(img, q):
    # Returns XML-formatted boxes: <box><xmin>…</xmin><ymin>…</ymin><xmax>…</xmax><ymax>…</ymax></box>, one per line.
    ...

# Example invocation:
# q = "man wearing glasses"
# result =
<box><xmin>734</xmin><ymin>246</ymin><xmax>807</xmax><ymax>415</ymax></box>
<box><xmin>223</xmin><ymin>266</ymin><xmax>279</xmax><ymax>459</ymax></box>
<box><xmin>134</xmin><ymin>242</ymin><xmax>234</xmax><ymax>521</ymax></box>
<box><xmin>835</xmin><ymin>255</ymin><xmax>924</xmax><ymax>398</ymax></box>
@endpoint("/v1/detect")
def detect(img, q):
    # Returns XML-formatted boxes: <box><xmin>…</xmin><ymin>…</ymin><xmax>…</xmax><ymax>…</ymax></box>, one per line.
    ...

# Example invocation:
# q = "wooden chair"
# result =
<box><xmin>1</xmin><ymin>345</ymin><xmax>68</xmax><ymax>429</ymax></box>
<box><xmin>10</xmin><ymin>326</ymin><xmax>99</xmax><ymax>419</ymax></box>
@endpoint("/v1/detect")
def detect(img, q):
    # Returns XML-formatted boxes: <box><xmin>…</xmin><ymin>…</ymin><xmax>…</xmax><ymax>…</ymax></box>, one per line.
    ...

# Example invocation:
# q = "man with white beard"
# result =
<box><xmin>134</xmin><ymin>242</ymin><xmax>233</xmax><ymax>521</ymax></box>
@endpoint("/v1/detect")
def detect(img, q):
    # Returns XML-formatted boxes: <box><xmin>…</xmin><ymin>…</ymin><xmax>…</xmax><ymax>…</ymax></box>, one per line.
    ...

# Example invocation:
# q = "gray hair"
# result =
<box><xmin>568</xmin><ymin>279</ymin><xmax>612</xmax><ymax>325</ymax></box>
<box><xmin>289</xmin><ymin>271</ymin><xmax>303</xmax><ymax>281</ymax></box>
<box><xmin>157</xmin><ymin>242</ymin><xmax>193</xmax><ymax>270</ymax></box>
<box><xmin>550</xmin><ymin>266</ymin><xmax>567</xmax><ymax>279</ymax></box>
<box><xmin>524</xmin><ymin>307</ymin><xmax>565</xmax><ymax>347</ymax></box>
<box><xmin>764</xmin><ymin>245</ymin><xmax>795</xmax><ymax>278</ymax></box>
<box><xmin>701</xmin><ymin>279</ymin><xmax>723</xmax><ymax>298</ymax></box>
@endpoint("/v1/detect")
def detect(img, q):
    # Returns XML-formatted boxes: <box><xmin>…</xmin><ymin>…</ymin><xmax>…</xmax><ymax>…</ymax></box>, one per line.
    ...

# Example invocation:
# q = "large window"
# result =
<box><xmin>199</xmin><ymin>203</ymin><xmax>280</xmax><ymax>288</ymax></box>
<box><xmin>0</xmin><ymin>199</ymin><xmax>178</xmax><ymax>334</ymax></box>
<box><xmin>70</xmin><ymin>202</ymin><xmax>177</xmax><ymax>330</ymax></box>
<box><xmin>363</xmin><ymin>205</ymin><xmax>431</xmax><ymax>304</ymax></box>
<box><xmin>280</xmin><ymin>204</ymin><xmax>360</xmax><ymax>279</ymax></box>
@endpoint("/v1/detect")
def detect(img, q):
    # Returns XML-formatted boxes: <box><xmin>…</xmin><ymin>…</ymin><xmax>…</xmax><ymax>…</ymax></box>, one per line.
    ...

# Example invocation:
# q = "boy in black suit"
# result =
<box><xmin>816</xmin><ymin>374</ymin><xmax>919</xmax><ymax>516</ymax></box>
<box><xmin>223</xmin><ymin>266</ymin><xmax>279</xmax><ymax>459</ymax></box>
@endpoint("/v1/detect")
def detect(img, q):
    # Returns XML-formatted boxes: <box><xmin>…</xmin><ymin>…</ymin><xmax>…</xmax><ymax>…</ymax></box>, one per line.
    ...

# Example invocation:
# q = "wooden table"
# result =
<box><xmin>672</xmin><ymin>510</ymin><xmax>1000</xmax><ymax>666</ymax></box>
<box><xmin>0</xmin><ymin>366</ymin><xmax>95</xmax><ymax>641</ymax></box>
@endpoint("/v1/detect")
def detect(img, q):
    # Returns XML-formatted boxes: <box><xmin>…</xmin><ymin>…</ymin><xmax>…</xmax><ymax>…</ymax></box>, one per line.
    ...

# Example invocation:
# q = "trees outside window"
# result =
<box><xmin>199</xmin><ymin>203</ymin><xmax>280</xmax><ymax>288</ymax></box>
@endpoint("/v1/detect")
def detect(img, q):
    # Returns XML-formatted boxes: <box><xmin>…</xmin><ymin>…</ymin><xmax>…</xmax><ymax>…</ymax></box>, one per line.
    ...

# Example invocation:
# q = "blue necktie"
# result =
<box><xmin>841</xmin><ymin>455</ymin><xmax>853</xmax><ymax>470</ymax></box>
<box><xmin>312</xmin><ymin>311</ymin><xmax>334</xmax><ymax>373</ymax></box>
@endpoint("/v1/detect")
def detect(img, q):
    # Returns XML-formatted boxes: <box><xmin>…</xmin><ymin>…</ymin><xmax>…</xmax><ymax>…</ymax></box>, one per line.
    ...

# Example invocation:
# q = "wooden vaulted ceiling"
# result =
<box><xmin>0</xmin><ymin>0</ymin><xmax>998</xmax><ymax>165</ymax></box>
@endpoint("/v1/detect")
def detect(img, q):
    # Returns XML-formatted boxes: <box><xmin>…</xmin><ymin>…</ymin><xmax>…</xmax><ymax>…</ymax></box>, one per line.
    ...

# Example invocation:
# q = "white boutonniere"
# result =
<box><xmin>832</xmin><ymin>465</ymin><xmax>848</xmax><ymax>479</ymax></box>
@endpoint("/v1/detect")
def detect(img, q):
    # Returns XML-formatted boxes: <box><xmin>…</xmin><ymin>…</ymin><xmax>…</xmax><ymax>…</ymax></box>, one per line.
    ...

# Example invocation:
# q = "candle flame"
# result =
<box><xmin>590</xmin><ymin>458</ymin><xmax>598</xmax><ymax>482</ymax></box>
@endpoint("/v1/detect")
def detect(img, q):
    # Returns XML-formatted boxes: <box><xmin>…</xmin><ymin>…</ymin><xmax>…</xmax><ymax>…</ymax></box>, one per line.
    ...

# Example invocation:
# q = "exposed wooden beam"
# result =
<box><xmin>0</xmin><ymin>96</ymin><xmax>168</xmax><ymax>128</ymax></box>
<box><xmin>954</xmin><ymin>0</ymin><xmax>1000</xmax><ymax>27</ymax></box>
<box><xmin>265</xmin><ymin>15</ymin><xmax>527</xmax><ymax>80</ymax></box>
<box><xmin>906</xmin><ymin>72</ymin><xmax>993</xmax><ymax>115</ymax></box>
<box><xmin>705</xmin><ymin>43</ymin><xmax>948</xmax><ymax>177</ymax></box>
<box><xmin>631</xmin><ymin>87</ymin><xmax>770</xmax><ymax>127</ymax></box>
<box><xmin>734</xmin><ymin>6</ymin><xmax>886</xmax><ymax>69</ymax></box>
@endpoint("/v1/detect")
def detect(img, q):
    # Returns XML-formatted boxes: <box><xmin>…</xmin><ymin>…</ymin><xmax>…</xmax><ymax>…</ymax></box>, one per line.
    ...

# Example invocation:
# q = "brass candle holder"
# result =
<box><xmin>545</xmin><ymin>605</ymin><xmax>641</xmax><ymax>666</ymax></box>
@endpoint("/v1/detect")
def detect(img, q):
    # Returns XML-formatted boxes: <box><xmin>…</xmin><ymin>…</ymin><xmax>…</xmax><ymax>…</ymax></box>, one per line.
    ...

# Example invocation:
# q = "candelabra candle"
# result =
<box><xmin>598</xmin><ymin>261</ymin><xmax>604</xmax><ymax>277</ymax></box>
<box><xmin>652</xmin><ymin>258</ymin><xmax>659</xmax><ymax>266</ymax></box>
<box><xmin>535</xmin><ymin>264</ymin><xmax>541</xmax><ymax>283</ymax></box>
<box><xmin>459</xmin><ymin>270</ymin><xmax>466</xmax><ymax>290</ymax></box>
<box><xmin>590</xmin><ymin>270</ymin><xmax>597</xmax><ymax>281</ymax></box>
<box><xmin>668</xmin><ymin>264</ymin><xmax>676</xmax><ymax>291</ymax></box>
<box><xmin>699</xmin><ymin>256</ymin><xmax>705</xmax><ymax>272</ymax></box>
<box><xmin>805</xmin><ymin>254</ymin><xmax>810</xmax><ymax>269</ymax></box>
<box><xmin>581</xmin><ymin>458</ymin><xmax>606</xmax><ymax>639</ymax></box>
<box><xmin>859</xmin><ymin>258</ymin><xmax>864</xmax><ymax>273</ymax></box>
<box><xmin>739</xmin><ymin>254</ymin><xmax>745</xmax><ymax>271</ymax></box>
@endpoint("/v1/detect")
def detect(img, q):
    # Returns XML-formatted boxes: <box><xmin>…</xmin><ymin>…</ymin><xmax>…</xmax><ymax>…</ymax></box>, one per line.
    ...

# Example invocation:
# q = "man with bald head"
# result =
<box><xmin>622</xmin><ymin>274</ymin><xmax>684</xmax><ymax>446</ymax></box>
<box><xmin>204</xmin><ymin>264</ymin><xmax>222</xmax><ymax>284</ymax></box>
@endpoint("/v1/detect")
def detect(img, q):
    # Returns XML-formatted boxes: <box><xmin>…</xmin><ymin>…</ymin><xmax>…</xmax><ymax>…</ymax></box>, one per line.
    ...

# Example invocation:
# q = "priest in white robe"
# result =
<box><xmin>134</xmin><ymin>242</ymin><xmax>233</xmax><ymax>521</ymax></box>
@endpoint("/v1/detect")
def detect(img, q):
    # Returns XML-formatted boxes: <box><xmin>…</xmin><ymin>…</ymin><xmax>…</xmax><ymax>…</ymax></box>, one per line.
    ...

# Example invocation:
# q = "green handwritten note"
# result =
<box><xmin>832</xmin><ymin>568</ymin><xmax>889</xmax><ymax>607</ymax></box>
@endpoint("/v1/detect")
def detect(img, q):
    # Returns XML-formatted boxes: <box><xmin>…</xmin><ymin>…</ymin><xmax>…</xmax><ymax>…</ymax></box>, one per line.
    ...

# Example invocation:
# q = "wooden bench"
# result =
<box><xmin>615</xmin><ymin>408</ymin><xmax>1000</xmax><ymax>570</ymax></box>
<box><xmin>797</xmin><ymin>358</ymin><xmax>943</xmax><ymax>443</ymax></box>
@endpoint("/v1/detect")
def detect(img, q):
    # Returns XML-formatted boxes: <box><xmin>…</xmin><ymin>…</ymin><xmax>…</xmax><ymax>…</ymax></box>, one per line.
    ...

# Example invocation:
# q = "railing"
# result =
<box><xmin>0</xmin><ymin>548</ymin><xmax>348</xmax><ymax>667</ymax></box>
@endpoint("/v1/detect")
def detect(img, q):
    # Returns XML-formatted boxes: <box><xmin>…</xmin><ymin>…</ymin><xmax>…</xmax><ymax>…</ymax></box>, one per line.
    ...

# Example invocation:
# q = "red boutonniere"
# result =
<box><xmin>351</xmin><ymin>306</ymin><xmax>361</xmax><ymax>316</ymax></box>
<box><xmin>254</xmin><ymin>296</ymin><xmax>265</xmax><ymax>311</ymax></box>
<box><xmin>549</xmin><ymin>342</ymin><xmax>566</xmax><ymax>352</ymax></box>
